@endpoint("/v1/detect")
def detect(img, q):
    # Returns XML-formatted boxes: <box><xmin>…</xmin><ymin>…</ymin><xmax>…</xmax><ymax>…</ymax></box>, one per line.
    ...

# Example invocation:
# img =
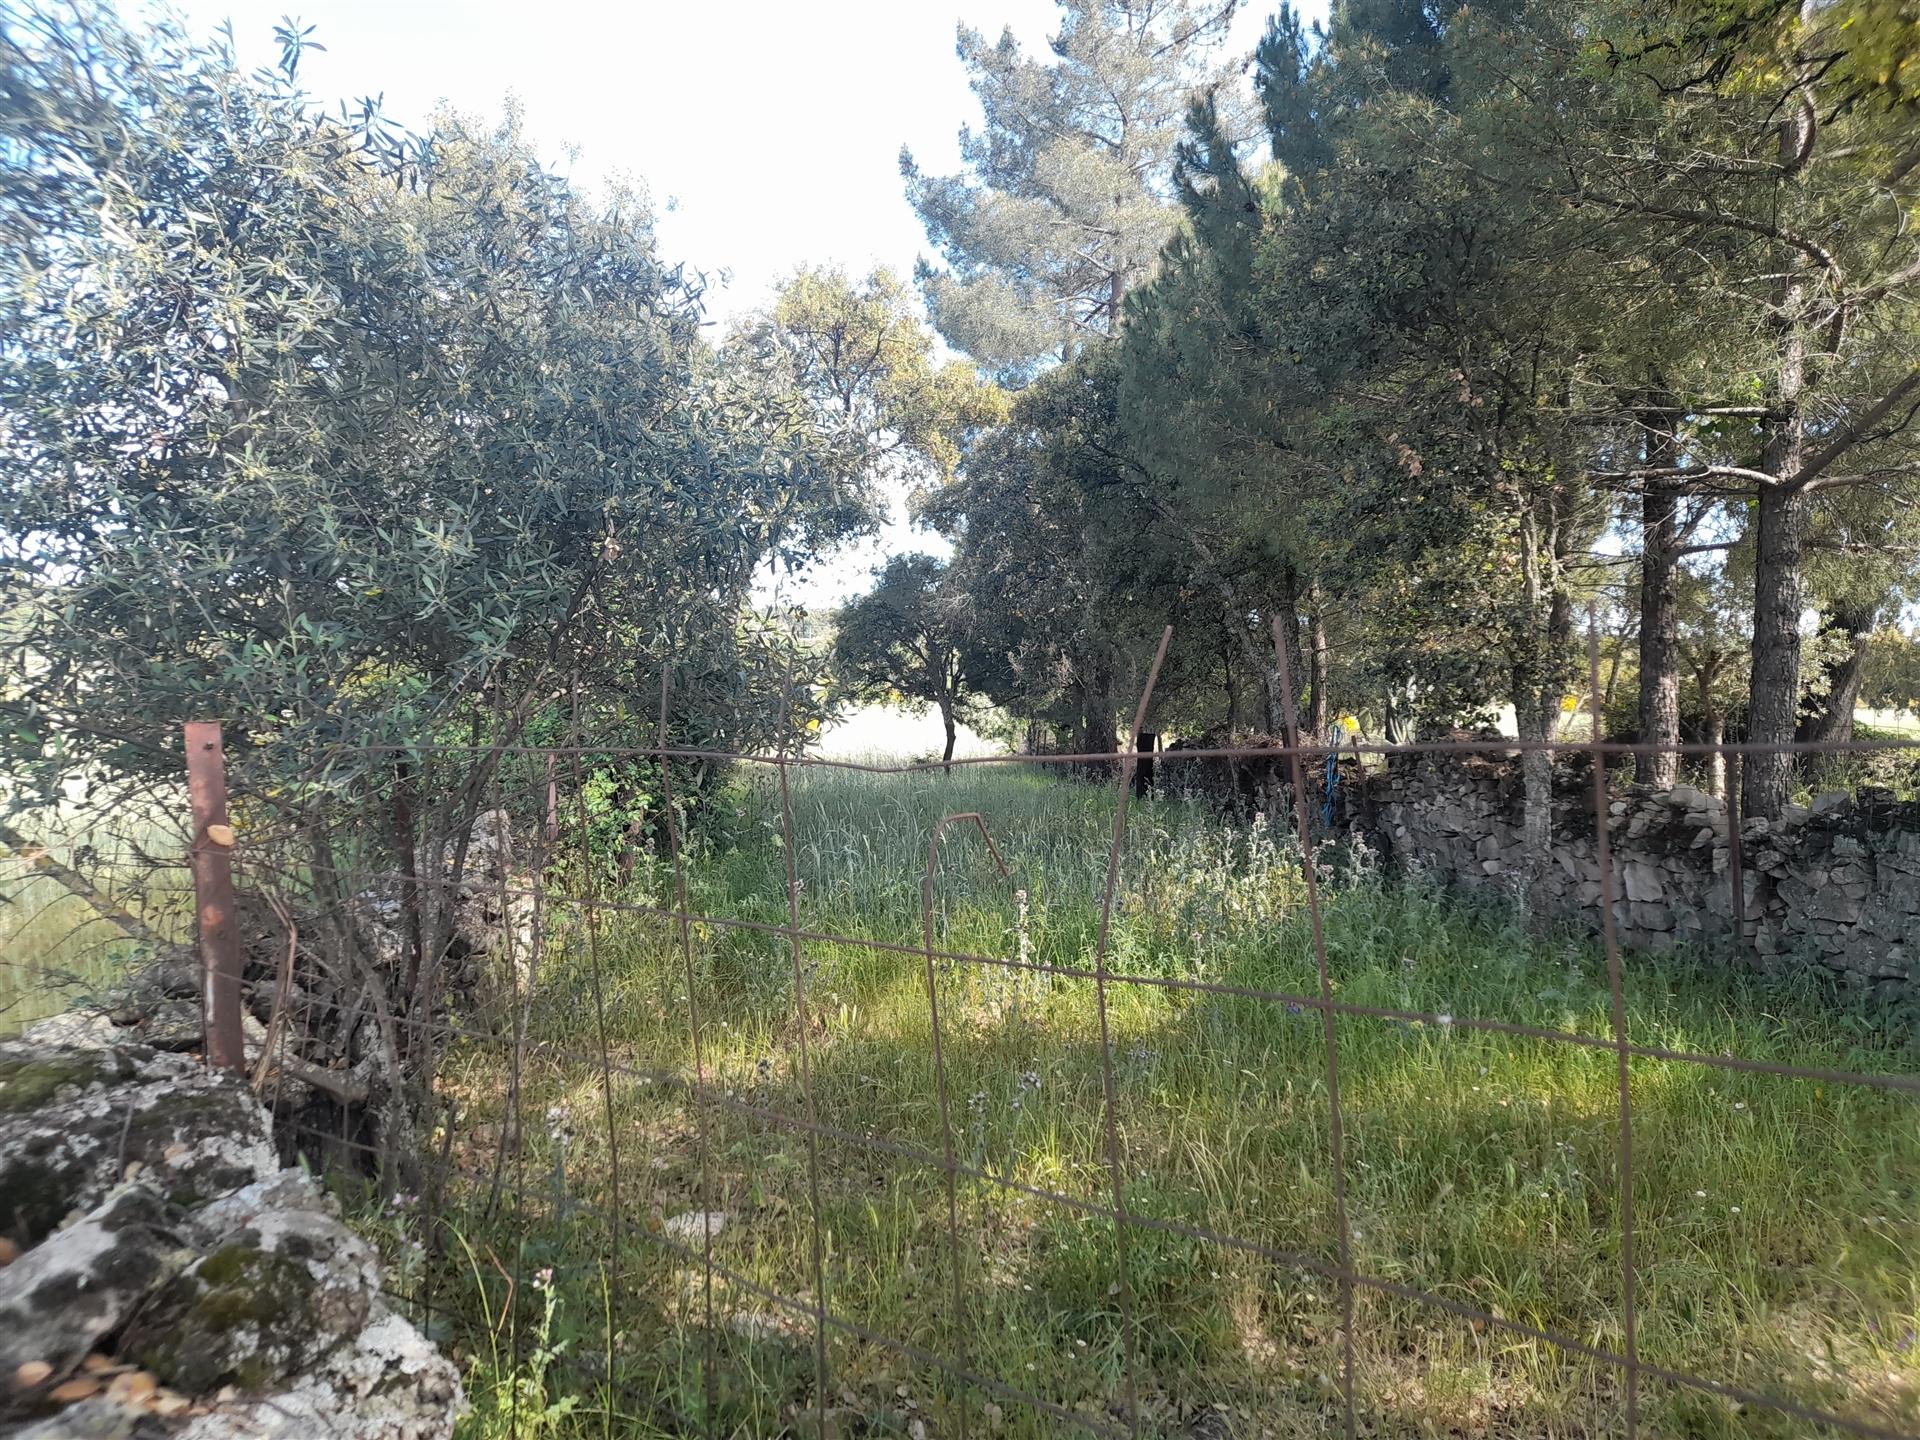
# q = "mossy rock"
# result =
<box><xmin>0</xmin><ymin>1050</ymin><xmax>127</xmax><ymax>1115</ymax></box>
<box><xmin>0</xmin><ymin>1185</ymin><xmax>181</xmax><ymax>1385</ymax></box>
<box><xmin>126</xmin><ymin>1221</ymin><xmax>372</xmax><ymax>1396</ymax></box>
<box><xmin>0</xmin><ymin>1042</ymin><xmax>275</xmax><ymax>1249</ymax></box>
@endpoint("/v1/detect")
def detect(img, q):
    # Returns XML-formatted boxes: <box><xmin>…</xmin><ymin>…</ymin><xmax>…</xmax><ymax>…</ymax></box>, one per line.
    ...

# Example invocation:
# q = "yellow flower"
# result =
<box><xmin>1338</xmin><ymin>714</ymin><xmax>1360</xmax><ymax>734</ymax></box>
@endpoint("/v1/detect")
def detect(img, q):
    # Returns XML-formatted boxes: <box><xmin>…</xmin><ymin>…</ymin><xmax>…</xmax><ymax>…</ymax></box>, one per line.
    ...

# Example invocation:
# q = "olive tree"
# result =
<box><xmin>0</xmin><ymin>2</ymin><xmax>858</xmax><ymax>1173</ymax></box>
<box><xmin>833</xmin><ymin>554</ymin><xmax>1008</xmax><ymax>769</ymax></box>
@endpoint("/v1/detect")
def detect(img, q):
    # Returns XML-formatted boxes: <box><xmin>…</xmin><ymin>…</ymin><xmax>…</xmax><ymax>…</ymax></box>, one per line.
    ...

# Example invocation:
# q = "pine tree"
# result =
<box><xmin>901</xmin><ymin>0</ymin><xmax>1245</xmax><ymax>379</ymax></box>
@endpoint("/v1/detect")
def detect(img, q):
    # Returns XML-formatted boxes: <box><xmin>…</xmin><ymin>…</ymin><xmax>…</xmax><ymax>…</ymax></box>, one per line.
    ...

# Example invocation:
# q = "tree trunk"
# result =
<box><xmin>1513</xmin><ymin>505</ymin><xmax>1575</xmax><ymax>911</ymax></box>
<box><xmin>1798</xmin><ymin>598</ymin><xmax>1878</xmax><ymax>749</ymax></box>
<box><xmin>1514</xmin><ymin>684</ymin><xmax>1556</xmax><ymax>912</ymax></box>
<box><xmin>1222</xmin><ymin>636</ymin><xmax>1239</xmax><ymax>735</ymax></box>
<box><xmin>1080</xmin><ymin>656</ymin><xmax>1116</xmax><ymax>765</ymax></box>
<box><xmin>1308</xmin><ymin>586</ymin><xmax>1330</xmax><ymax>740</ymax></box>
<box><xmin>939</xmin><ymin>700</ymin><xmax>957</xmax><ymax>773</ymax></box>
<box><xmin>1744</xmin><ymin>87</ymin><xmax>1816</xmax><ymax>821</ymax></box>
<box><xmin>1637</xmin><ymin>416</ymin><xmax>1682</xmax><ymax>789</ymax></box>
<box><xmin>1266</xmin><ymin>565</ymin><xmax>1305</xmax><ymax>740</ymax></box>
<box><xmin>1746</xmin><ymin>481</ymin><xmax>1809</xmax><ymax>819</ymax></box>
<box><xmin>1705</xmin><ymin>705</ymin><xmax>1727</xmax><ymax>799</ymax></box>
<box><xmin>393</xmin><ymin>763</ymin><xmax>424</xmax><ymax>991</ymax></box>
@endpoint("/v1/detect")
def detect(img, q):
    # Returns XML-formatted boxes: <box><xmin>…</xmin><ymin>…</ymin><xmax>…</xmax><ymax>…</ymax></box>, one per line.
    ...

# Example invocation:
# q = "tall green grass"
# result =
<box><xmin>334</xmin><ymin>764</ymin><xmax>1920</xmax><ymax>1437</ymax></box>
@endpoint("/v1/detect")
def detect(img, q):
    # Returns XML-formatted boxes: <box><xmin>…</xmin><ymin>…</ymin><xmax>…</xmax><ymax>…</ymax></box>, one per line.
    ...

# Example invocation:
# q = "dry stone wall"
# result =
<box><xmin>1350</xmin><ymin>749</ymin><xmax>1920</xmax><ymax>1002</ymax></box>
<box><xmin>0</xmin><ymin>1042</ymin><xmax>462</xmax><ymax>1439</ymax></box>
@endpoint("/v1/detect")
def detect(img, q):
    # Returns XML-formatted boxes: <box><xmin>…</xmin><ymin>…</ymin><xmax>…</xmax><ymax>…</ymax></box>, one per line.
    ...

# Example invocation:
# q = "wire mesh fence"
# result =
<box><xmin>8</xmin><ymin>622</ymin><xmax>1920</xmax><ymax>1439</ymax></box>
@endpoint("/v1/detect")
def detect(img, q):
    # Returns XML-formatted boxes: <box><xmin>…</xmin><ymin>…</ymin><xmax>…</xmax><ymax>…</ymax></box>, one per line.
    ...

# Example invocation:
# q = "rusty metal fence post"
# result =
<box><xmin>184</xmin><ymin>720</ymin><xmax>245</xmax><ymax>1073</ymax></box>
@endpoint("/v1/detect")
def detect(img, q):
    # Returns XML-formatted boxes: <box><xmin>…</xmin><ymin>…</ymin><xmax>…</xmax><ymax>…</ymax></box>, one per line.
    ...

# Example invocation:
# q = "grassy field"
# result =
<box><xmin>367</xmin><ymin>760</ymin><xmax>1920</xmax><ymax>1440</ymax></box>
<box><xmin>0</xmin><ymin>802</ymin><xmax>187</xmax><ymax>1033</ymax></box>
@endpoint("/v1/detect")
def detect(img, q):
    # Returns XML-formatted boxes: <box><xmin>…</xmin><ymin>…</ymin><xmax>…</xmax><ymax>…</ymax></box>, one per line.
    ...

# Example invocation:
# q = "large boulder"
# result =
<box><xmin>0</xmin><ymin>1042</ymin><xmax>461</xmax><ymax>1440</ymax></box>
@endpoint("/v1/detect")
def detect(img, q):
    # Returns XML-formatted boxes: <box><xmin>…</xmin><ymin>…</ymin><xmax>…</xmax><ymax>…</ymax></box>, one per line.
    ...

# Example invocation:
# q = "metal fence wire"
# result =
<box><xmin>133</xmin><ymin>622</ymin><xmax>1920</xmax><ymax>1440</ymax></box>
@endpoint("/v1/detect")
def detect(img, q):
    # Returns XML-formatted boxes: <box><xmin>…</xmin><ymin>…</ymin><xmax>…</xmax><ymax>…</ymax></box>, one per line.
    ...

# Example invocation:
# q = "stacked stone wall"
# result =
<box><xmin>1351</xmin><ymin>750</ymin><xmax>1919</xmax><ymax>1001</ymax></box>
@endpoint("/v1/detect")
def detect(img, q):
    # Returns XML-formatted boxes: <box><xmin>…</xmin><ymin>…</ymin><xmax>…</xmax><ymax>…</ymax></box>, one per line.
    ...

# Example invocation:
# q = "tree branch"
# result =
<box><xmin>1789</xmin><ymin>367</ymin><xmax>1920</xmax><ymax>489</ymax></box>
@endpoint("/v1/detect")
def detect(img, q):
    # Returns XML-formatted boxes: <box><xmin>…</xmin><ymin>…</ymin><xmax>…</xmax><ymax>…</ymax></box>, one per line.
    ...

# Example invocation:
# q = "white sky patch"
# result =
<box><xmin>815</xmin><ymin>699</ymin><xmax>996</xmax><ymax>762</ymax></box>
<box><xmin>164</xmin><ymin>0</ymin><xmax>1325</xmax><ymax>610</ymax></box>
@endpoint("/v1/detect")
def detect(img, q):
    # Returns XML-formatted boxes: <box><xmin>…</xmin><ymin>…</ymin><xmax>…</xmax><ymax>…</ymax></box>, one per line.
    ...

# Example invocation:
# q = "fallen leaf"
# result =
<box><xmin>109</xmin><ymin>1371</ymin><xmax>157</xmax><ymax>1405</ymax></box>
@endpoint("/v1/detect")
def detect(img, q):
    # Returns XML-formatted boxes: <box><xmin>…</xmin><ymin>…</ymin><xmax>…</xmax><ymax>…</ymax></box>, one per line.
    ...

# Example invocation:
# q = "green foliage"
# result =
<box><xmin>0</xmin><ymin>2</ymin><xmax>854</xmax><ymax>838</ymax></box>
<box><xmin>734</xmin><ymin>265</ymin><xmax>1005</xmax><ymax>493</ymax></box>
<box><xmin>832</xmin><ymin>553</ymin><xmax>1010</xmax><ymax>764</ymax></box>
<box><xmin>447</xmin><ymin>1232</ymin><xmax>580</xmax><ymax>1440</ymax></box>
<box><xmin>920</xmin><ymin>0</ymin><xmax>1918</xmax><ymax>811</ymax></box>
<box><xmin>1659</xmin><ymin>0</ymin><xmax>1920</xmax><ymax>120</ymax></box>
<box><xmin>902</xmin><ymin>0</ymin><xmax>1248</xmax><ymax>379</ymax></box>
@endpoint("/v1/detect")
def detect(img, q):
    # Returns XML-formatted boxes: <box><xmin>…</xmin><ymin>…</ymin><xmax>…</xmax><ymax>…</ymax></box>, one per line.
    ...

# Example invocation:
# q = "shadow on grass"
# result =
<box><xmin>383</xmin><ymin>794</ymin><xmax>1917</xmax><ymax>1440</ymax></box>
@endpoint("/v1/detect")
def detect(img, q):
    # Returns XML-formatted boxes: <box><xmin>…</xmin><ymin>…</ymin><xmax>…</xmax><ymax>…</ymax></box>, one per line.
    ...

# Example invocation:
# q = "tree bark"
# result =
<box><xmin>1705</xmin><ymin>705</ymin><xmax>1727</xmax><ymax>799</ymax></box>
<box><xmin>1744</xmin><ymin>85</ymin><xmax>1816</xmax><ymax>821</ymax></box>
<box><xmin>1308</xmin><ymin>585</ymin><xmax>1330</xmax><ymax>740</ymax></box>
<box><xmin>1267</xmin><ymin>565</ymin><xmax>1305</xmax><ymax>741</ymax></box>
<box><xmin>1514</xmin><ymin>503</ymin><xmax>1575</xmax><ymax>909</ymax></box>
<box><xmin>1746</xmin><ymin>480</ymin><xmax>1810</xmax><ymax>819</ymax></box>
<box><xmin>1222</xmin><ymin>635</ymin><xmax>1239</xmax><ymax>735</ymax></box>
<box><xmin>1637</xmin><ymin>407</ymin><xmax>1682</xmax><ymax>789</ymax></box>
<box><xmin>393</xmin><ymin>764</ymin><xmax>424</xmax><ymax>1000</ymax></box>
<box><xmin>939</xmin><ymin>698</ymin><xmax>957</xmax><ymax>773</ymax></box>
<box><xmin>1079</xmin><ymin>655</ymin><xmax>1116</xmax><ymax>763</ymax></box>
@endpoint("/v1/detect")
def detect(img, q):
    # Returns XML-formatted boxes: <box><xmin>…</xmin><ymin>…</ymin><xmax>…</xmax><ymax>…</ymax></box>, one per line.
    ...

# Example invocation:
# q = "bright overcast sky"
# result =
<box><xmin>162</xmin><ymin>0</ymin><xmax>1328</xmax><ymax>606</ymax></box>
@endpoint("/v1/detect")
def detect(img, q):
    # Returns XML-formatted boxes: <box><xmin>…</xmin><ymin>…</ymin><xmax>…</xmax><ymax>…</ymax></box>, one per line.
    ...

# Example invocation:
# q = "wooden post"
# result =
<box><xmin>1132</xmin><ymin>731</ymin><xmax>1158</xmax><ymax>800</ymax></box>
<box><xmin>185</xmin><ymin>721</ymin><xmax>245</xmax><ymax>1073</ymax></box>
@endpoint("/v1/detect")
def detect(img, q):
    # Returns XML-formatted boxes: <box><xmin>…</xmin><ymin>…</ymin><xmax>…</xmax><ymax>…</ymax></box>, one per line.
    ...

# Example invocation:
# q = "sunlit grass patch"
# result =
<box><xmin>355</xmin><ymin>763</ymin><xmax>1915</xmax><ymax>1439</ymax></box>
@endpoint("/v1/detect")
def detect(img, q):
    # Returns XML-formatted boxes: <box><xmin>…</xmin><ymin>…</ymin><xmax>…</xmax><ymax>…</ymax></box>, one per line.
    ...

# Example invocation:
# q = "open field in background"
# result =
<box><xmin>0</xmin><ymin>797</ymin><xmax>188</xmax><ymax>1033</ymax></box>
<box><xmin>3</xmin><ymin>691</ymin><xmax>1912</xmax><ymax>1036</ymax></box>
<box><xmin>1860</xmin><ymin>710</ymin><xmax>1920</xmax><ymax>738</ymax></box>
<box><xmin>815</xmin><ymin>701</ymin><xmax>999</xmax><ymax>763</ymax></box>
<box><xmin>351</xmin><ymin>762</ymin><xmax>1920</xmax><ymax>1440</ymax></box>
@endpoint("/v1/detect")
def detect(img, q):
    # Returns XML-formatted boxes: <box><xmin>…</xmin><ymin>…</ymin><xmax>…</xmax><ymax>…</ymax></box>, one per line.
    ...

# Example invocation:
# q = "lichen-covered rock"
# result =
<box><xmin>0</xmin><ymin>1045</ymin><xmax>276</xmax><ymax>1252</ymax></box>
<box><xmin>345</xmin><ymin>808</ymin><xmax>535</xmax><ymax>992</ymax></box>
<box><xmin>124</xmin><ymin>1173</ymin><xmax>375</xmax><ymax>1395</ymax></box>
<box><xmin>0</xmin><ymin>1186</ymin><xmax>185</xmax><ymax>1381</ymax></box>
<box><xmin>6</xmin><ymin>1398</ymin><xmax>139</xmax><ymax>1439</ymax></box>
<box><xmin>170</xmin><ymin>1309</ymin><xmax>461</xmax><ymax>1440</ymax></box>
<box><xmin>0</xmin><ymin>1045</ymin><xmax>461</xmax><ymax>1440</ymax></box>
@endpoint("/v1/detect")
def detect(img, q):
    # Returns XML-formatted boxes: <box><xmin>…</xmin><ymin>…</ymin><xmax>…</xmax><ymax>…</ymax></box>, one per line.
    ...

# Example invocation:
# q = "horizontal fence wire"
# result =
<box><xmin>273</xmin><ymin>859</ymin><xmax>1920</xmax><ymax>1096</ymax></box>
<box><xmin>149</xmin><ymin>661</ymin><xmax>1920</xmax><ymax>1440</ymax></box>
<box><xmin>303</xmin><ymin>1135</ymin><xmax>1134</xmax><ymax>1440</ymax></box>
<box><xmin>267</xmin><ymin>1001</ymin><xmax>1920</xmax><ymax>1440</ymax></box>
<box><xmin>298</xmin><ymin>735</ymin><xmax>1920</xmax><ymax>767</ymax></box>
